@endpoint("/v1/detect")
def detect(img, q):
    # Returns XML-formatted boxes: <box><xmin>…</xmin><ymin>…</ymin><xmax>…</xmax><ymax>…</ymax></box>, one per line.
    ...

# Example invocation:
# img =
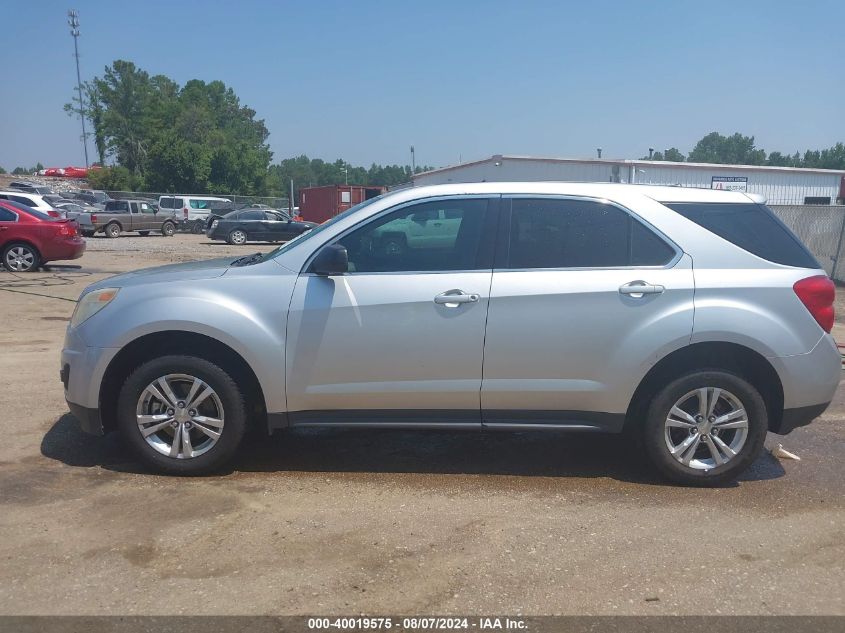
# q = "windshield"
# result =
<box><xmin>259</xmin><ymin>194</ymin><xmax>389</xmax><ymax>262</ymax></box>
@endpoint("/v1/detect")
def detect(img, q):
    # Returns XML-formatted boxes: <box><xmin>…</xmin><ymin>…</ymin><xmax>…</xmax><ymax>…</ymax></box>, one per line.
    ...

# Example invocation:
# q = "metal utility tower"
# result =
<box><xmin>68</xmin><ymin>9</ymin><xmax>89</xmax><ymax>167</ymax></box>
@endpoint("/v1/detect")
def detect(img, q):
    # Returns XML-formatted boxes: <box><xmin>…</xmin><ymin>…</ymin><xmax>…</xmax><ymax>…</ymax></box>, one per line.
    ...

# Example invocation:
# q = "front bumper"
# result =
<box><xmin>61</xmin><ymin>327</ymin><xmax>119</xmax><ymax>435</ymax></box>
<box><xmin>67</xmin><ymin>400</ymin><xmax>104</xmax><ymax>435</ymax></box>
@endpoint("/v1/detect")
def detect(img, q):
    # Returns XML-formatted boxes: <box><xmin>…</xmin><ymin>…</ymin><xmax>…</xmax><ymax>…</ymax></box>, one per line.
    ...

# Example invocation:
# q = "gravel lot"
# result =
<box><xmin>0</xmin><ymin>234</ymin><xmax>843</xmax><ymax>616</ymax></box>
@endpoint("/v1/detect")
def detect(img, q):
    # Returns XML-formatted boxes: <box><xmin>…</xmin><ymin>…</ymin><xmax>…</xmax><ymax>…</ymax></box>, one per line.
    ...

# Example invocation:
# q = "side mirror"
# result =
<box><xmin>312</xmin><ymin>244</ymin><xmax>348</xmax><ymax>276</ymax></box>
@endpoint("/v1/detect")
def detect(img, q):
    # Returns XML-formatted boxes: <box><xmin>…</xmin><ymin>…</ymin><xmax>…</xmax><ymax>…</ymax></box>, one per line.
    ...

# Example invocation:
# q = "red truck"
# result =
<box><xmin>299</xmin><ymin>185</ymin><xmax>385</xmax><ymax>223</ymax></box>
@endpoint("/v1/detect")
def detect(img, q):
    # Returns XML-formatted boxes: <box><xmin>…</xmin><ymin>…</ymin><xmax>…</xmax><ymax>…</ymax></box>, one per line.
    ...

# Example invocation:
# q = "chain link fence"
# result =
<box><xmin>770</xmin><ymin>205</ymin><xmax>845</xmax><ymax>281</ymax></box>
<box><xmin>104</xmin><ymin>191</ymin><xmax>291</xmax><ymax>210</ymax></box>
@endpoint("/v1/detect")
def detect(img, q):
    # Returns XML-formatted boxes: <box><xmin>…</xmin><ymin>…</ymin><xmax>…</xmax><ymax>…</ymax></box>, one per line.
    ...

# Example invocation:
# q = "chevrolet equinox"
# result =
<box><xmin>61</xmin><ymin>183</ymin><xmax>840</xmax><ymax>485</ymax></box>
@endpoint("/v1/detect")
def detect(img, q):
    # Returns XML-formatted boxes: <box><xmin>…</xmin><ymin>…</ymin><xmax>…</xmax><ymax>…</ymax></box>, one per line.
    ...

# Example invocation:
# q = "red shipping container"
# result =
<box><xmin>299</xmin><ymin>185</ymin><xmax>385</xmax><ymax>223</ymax></box>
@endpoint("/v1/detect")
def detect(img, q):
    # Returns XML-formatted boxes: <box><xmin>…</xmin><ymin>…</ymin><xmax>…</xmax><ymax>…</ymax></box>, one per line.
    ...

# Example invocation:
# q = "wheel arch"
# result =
<box><xmin>625</xmin><ymin>341</ymin><xmax>784</xmax><ymax>434</ymax></box>
<box><xmin>98</xmin><ymin>331</ymin><xmax>267</xmax><ymax>434</ymax></box>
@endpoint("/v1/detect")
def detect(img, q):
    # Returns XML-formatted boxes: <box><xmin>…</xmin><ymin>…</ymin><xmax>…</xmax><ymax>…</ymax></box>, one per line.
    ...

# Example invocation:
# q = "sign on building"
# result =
<box><xmin>711</xmin><ymin>176</ymin><xmax>748</xmax><ymax>192</ymax></box>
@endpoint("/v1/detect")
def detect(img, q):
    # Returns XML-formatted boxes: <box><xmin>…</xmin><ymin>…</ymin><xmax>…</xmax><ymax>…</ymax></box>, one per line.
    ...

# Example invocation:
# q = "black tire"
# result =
<box><xmin>138</xmin><ymin>231</ymin><xmax>150</xmax><ymax>237</ymax></box>
<box><xmin>105</xmin><ymin>223</ymin><xmax>121</xmax><ymax>238</ymax></box>
<box><xmin>191</xmin><ymin>220</ymin><xmax>205</xmax><ymax>234</ymax></box>
<box><xmin>643</xmin><ymin>371</ymin><xmax>768</xmax><ymax>486</ymax></box>
<box><xmin>161</xmin><ymin>222</ymin><xmax>176</xmax><ymax>237</ymax></box>
<box><xmin>116</xmin><ymin>355</ymin><xmax>248</xmax><ymax>475</ymax></box>
<box><xmin>2</xmin><ymin>242</ymin><xmax>41</xmax><ymax>272</ymax></box>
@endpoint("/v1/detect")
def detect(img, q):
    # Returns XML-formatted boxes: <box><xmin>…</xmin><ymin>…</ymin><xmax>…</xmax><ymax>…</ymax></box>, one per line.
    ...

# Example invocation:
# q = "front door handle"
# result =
<box><xmin>619</xmin><ymin>280</ymin><xmax>665</xmax><ymax>298</ymax></box>
<box><xmin>434</xmin><ymin>289</ymin><xmax>480</xmax><ymax>306</ymax></box>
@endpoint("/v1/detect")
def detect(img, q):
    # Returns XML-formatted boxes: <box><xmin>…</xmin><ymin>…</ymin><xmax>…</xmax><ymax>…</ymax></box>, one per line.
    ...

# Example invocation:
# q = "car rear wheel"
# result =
<box><xmin>228</xmin><ymin>229</ymin><xmax>247</xmax><ymax>245</ymax></box>
<box><xmin>2</xmin><ymin>243</ymin><xmax>41</xmax><ymax>272</ymax></box>
<box><xmin>643</xmin><ymin>371</ymin><xmax>768</xmax><ymax>486</ymax></box>
<box><xmin>161</xmin><ymin>222</ymin><xmax>176</xmax><ymax>237</ymax></box>
<box><xmin>105</xmin><ymin>223</ymin><xmax>121</xmax><ymax>238</ymax></box>
<box><xmin>191</xmin><ymin>220</ymin><xmax>205</xmax><ymax>234</ymax></box>
<box><xmin>117</xmin><ymin>355</ymin><xmax>247</xmax><ymax>475</ymax></box>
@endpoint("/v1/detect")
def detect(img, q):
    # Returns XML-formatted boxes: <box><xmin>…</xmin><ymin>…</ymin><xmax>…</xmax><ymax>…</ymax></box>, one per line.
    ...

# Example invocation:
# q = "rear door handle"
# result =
<box><xmin>434</xmin><ymin>289</ymin><xmax>480</xmax><ymax>306</ymax></box>
<box><xmin>619</xmin><ymin>280</ymin><xmax>665</xmax><ymax>298</ymax></box>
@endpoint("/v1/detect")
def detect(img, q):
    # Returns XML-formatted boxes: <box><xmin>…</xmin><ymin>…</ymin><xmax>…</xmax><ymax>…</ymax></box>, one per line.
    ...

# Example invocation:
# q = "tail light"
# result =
<box><xmin>90</xmin><ymin>214</ymin><xmax>98</xmax><ymax>223</ymax></box>
<box><xmin>793</xmin><ymin>275</ymin><xmax>835</xmax><ymax>333</ymax></box>
<box><xmin>184</xmin><ymin>207</ymin><xmax>189</xmax><ymax>219</ymax></box>
<box><xmin>47</xmin><ymin>209</ymin><xmax>60</xmax><ymax>218</ymax></box>
<box><xmin>58</xmin><ymin>222</ymin><xmax>78</xmax><ymax>237</ymax></box>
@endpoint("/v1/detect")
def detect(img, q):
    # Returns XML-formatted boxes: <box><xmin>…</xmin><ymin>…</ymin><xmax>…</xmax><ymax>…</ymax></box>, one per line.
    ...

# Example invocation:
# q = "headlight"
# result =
<box><xmin>211</xmin><ymin>220</ymin><xmax>219</xmax><ymax>229</ymax></box>
<box><xmin>70</xmin><ymin>288</ymin><xmax>119</xmax><ymax>328</ymax></box>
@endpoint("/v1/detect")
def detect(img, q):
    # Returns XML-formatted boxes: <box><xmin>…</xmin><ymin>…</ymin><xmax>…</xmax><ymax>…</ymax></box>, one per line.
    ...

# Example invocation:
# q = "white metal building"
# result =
<box><xmin>412</xmin><ymin>155</ymin><xmax>845</xmax><ymax>205</ymax></box>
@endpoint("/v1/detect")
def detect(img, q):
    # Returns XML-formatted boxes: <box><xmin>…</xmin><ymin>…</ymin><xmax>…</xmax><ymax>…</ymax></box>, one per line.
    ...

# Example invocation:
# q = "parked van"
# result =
<box><xmin>158</xmin><ymin>195</ymin><xmax>231</xmax><ymax>232</ymax></box>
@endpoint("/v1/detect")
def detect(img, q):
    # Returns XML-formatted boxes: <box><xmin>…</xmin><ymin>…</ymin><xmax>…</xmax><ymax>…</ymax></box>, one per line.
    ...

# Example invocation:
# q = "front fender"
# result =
<box><xmin>76</xmin><ymin>273</ymin><xmax>294</xmax><ymax>413</ymax></box>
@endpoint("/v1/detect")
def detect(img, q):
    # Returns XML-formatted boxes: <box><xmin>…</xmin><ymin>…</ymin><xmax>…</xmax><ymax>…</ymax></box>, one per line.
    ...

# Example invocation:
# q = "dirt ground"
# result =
<box><xmin>0</xmin><ymin>233</ymin><xmax>843</xmax><ymax>616</ymax></box>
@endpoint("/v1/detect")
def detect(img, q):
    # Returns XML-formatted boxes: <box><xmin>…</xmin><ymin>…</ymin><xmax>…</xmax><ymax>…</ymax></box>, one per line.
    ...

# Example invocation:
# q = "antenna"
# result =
<box><xmin>68</xmin><ymin>9</ymin><xmax>89</xmax><ymax>167</ymax></box>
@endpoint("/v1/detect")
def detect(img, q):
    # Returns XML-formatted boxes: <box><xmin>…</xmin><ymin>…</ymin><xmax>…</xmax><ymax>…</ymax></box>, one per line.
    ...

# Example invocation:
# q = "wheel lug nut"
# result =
<box><xmin>177</xmin><ymin>401</ymin><xmax>186</xmax><ymax>409</ymax></box>
<box><xmin>185</xmin><ymin>422</ymin><xmax>192</xmax><ymax>429</ymax></box>
<box><xmin>189</xmin><ymin>409</ymin><xmax>197</xmax><ymax>416</ymax></box>
<box><xmin>170</xmin><ymin>421</ymin><xmax>178</xmax><ymax>428</ymax></box>
<box><xmin>167</xmin><ymin>409</ymin><xmax>175</xmax><ymax>416</ymax></box>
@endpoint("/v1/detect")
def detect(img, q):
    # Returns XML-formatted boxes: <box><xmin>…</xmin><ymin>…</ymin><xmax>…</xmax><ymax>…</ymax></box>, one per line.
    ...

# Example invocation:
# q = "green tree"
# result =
<box><xmin>687</xmin><ymin>132</ymin><xmax>766</xmax><ymax>165</ymax></box>
<box><xmin>86</xmin><ymin>165</ymin><xmax>143</xmax><ymax>191</ymax></box>
<box><xmin>0</xmin><ymin>166</ymin><xmax>5</xmax><ymax>174</ymax></box>
<box><xmin>70</xmin><ymin>61</ymin><xmax>273</xmax><ymax>194</ymax></box>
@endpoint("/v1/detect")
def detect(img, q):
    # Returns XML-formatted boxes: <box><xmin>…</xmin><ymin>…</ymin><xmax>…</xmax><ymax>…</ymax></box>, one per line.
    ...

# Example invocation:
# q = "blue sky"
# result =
<box><xmin>1</xmin><ymin>0</ymin><xmax>843</xmax><ymax>171</ymax></box>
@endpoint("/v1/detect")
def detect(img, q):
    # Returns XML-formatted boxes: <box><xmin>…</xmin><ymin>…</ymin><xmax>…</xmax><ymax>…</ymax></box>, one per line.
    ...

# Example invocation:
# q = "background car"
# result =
<box><xmin>71</xmin><ymin>190</ymin><xmax>111</xmax><ymax>208</ymax></box>
<box><xmin>0</xmin><ymin>190</ymin><xmax>61</xmax><ymax>217</ymax></box>
<box><xmin>0</xmin><ymin>199</ymin><xmax>85</xmax><ymax>272</ymax></box>
<box><xmin>8</xmin><ymin>181</ymin><xmax>53</xmax><ymax>195</ymax></box>
<box><xmin>158</xmin><ymin>195</ymin><xmax>232</xmax><ymax>233</ymax></box>
<box><xmin>206</xmin><ymin>208</ymin><xmax>316</xmax><ymax>244</ymax></box>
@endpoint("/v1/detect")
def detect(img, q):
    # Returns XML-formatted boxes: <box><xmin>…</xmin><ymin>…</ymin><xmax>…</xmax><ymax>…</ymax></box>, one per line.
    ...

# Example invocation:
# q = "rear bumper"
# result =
<box><xmin>43</xmin><ymin>237</ymin><xmax>86</xmax><ymax>262</ymax></box>
<box><xmin>772</xmin><ymin>334</ymin><xmax>841</xmax><ymax>410</ymax></box>
<box><xmin>772</xmin><ymin>402</ymin><xmax>831</xmax><ymax>435</ymax></box>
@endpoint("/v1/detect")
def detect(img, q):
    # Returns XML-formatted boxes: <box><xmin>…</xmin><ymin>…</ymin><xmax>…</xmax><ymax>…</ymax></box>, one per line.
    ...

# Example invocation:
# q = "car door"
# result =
<box><xmin>481</xmin><ymin>196</ymin><xmax>695</xmax><ymax>430</ymax></box>
<box><xmin>285</xmin><ymin>196</ymin><xmax>499</xmax><ymax>426</ymax></box>
<box><xmin>0</xmin><ymin>205</ymin><xmax>22</xmax><ymax>247</ymax></box>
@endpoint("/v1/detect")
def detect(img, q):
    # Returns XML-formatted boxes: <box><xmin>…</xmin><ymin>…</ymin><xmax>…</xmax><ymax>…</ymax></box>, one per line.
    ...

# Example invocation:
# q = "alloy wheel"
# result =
<box><xmin>5</xmin><ymin>246</ymin><xmax>36</xmax><ymax>272</ymax></box>
<box><xmin>664</xmin><ymin>387</ymin><xmax>749</xmax><ymax>471</ymax></box>
<box><xmin>135</xmin><ymin>373</ymin><xmax>225</xmax><ymax>459</ymax></box>
<box><xmin>231</xmin><ymin>230</ymin><xmax>247</xmax><ymax>245</ymax></box>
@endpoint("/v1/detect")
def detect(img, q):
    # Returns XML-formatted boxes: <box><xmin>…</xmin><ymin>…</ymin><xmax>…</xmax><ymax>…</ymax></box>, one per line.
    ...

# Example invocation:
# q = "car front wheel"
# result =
<box><xmin>643</xmin><ymin>371</ymin><xmax>768</xmax><ymax>486</ymax></box>
<box><xmin>117</xmin><ymin>355</ymin><xmax>247</xmax><ymax>475</ymax></box>
<box><xmin>161</xmin><ymin>222</ymin><xmax>176</xmax><ymax>237</ymax></box>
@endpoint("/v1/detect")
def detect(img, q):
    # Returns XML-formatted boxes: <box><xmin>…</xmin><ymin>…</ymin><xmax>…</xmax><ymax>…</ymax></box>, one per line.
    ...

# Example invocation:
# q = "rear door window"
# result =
<box><xmin>238</xmin><ymin>210</ymin><xmax>264</xmax><ymax>221</ymax></box>
<box><xmin>664</xmin><ymin>202</ymin><xmax>819</xmax><ymax>268</ymax></box>
<box><xmin>505</xmin><ymin>198</ymin><xmax>676</xmax><ymax>269</ymax></box>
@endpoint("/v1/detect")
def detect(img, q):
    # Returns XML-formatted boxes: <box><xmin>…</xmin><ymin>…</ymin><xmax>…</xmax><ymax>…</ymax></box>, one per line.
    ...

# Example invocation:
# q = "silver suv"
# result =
<box><xmin>61</xmin><ymin>183</ymin><xmax>840</xmax><ymax>485</ymax></box>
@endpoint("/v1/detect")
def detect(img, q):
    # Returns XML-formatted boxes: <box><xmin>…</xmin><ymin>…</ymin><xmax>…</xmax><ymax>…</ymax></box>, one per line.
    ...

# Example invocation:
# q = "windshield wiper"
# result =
<box><xmin>231</xmin><ymin>252</ymin><xmax>264</xmax><ymax>267</ymax></box>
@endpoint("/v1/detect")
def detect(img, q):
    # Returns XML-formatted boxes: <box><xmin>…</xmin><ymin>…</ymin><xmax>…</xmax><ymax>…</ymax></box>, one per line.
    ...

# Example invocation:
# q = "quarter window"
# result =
<box><xmin>333</xmin><ymin>198</ymin><xmax>490</xmax><ymax>273</ymax></box>
<box><xmin>664</xmin><ymin>202</ymin><xmax>819</xmax><ymax>268</ymax></box>
<box><xmin>0</xmin><ymin>208</ymin><xmax>16</xmax><ymax>221</ymax></box>
<box><xmin>506</xmin><ymin>198</ymin><xmax>675</xmax><ymax>269</ymax></box>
